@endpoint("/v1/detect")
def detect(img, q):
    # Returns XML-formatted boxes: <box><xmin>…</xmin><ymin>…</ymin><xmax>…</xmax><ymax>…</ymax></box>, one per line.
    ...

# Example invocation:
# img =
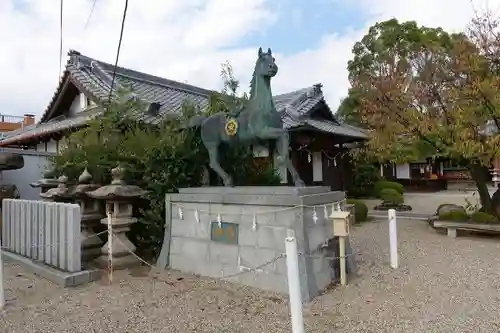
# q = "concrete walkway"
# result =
<box><xmin>364</xmin><ymin>189</ymin><xmax>496</xmax><ymax>217</ymax></box>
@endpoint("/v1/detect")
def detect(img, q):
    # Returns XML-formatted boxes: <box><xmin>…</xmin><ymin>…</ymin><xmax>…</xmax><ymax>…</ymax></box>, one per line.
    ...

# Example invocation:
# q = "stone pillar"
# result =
<box><xmin>87</xmin><ymin>165</ymin><xmax>146</xmax><ymax>269</ymax></box>
<box><xmin>63</xmin><ymin>168</ymin><xmax>104</xmax><ymax>263</ymax></box>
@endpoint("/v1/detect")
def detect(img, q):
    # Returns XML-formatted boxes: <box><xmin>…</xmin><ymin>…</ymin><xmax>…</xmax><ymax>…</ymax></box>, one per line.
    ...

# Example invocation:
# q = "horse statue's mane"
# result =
<box><xmin>249</xmin><ymin>68</ymin><xmax>257</xmax><ymax>98</ymax></box>
<box><xmin>247</xmin><ymin>56</ymin><xmax>275</xmax><ymax>112</ymax></box>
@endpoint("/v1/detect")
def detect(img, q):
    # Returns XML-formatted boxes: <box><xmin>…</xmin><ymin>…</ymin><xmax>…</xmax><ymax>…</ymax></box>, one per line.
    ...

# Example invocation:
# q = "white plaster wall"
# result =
<box><xmin>396</xmin><ymin>164</ymin><xmax>410</xmax><ymax>179</ymax></box>
<box><xmin>312</xmin><ymin>152</ymin><xmax>323</xmax><ymax>182</ymax></box>
<box><xmin>35</xmin><ymin>139</ymin><xmax>59</xmax><ymax>153</ymax></box>
<box><xmin>0</xmin><ymin>148</ymin><xmax>55</xmax><ymax>200</ymax></box>
<box><xmin>67</xmin><ymin>93</ymin><xmax>86</xmax><ymax>117</ymax></box>
<box><xmin>46</xmin><ymin>140</ymin><xmax>58</xmax><ymax>153</ymax></box>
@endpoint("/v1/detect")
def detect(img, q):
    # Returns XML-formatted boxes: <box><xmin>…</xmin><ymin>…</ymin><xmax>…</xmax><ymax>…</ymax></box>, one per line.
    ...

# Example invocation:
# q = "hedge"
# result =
<box><xmin>438</xmin><ymin>211</ymin><xmax>469</xmax><ymax>222</ymax></box>
<box><xmin>380</xmin><ymin>188</ymin><xmax>404</xmax><ymax>205</ymax></box>
<box><xmin>346</xmin><ymin>199</ymin><xmax>368</xmax><ymax>223</ymax></box>
<box><xmin>470</xmin><ymin>212</ymin><xmax>500</xmax><ymax>224</ymax></box>
<box><xmin>374</xmin><ymin>180</ymin><xmax>404</xmax><ymax>198</ymax></box>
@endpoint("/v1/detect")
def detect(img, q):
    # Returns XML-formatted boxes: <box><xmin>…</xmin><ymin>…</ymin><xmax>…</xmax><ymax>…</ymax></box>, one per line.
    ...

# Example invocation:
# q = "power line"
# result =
<box><xmin>83</xmin><ymin>0</ymin><xmax>98</xmax><ymax>33</ymax></box>
<box><xmin>59</xmin><ymin>0</ymin><xmax>64</xmax><ymax>77</ymax></box>
<box><xmin>108</xmin><ymin>0</ymin><xmax>129</xmax><ymax>103</ymax></box>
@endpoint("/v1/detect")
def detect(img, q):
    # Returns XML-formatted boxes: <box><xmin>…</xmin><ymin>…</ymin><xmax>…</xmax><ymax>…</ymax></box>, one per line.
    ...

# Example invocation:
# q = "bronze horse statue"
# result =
<box><xmin>190</xmin><ymin>47</ymin><xmax>305</xmax><ymax>187</ymax></box>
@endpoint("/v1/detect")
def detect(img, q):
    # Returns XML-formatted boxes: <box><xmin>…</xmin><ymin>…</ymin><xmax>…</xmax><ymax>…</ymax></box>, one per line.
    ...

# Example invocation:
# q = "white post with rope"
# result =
<box><xmin>285</xmin><ymin>230</ymin><xmax>305</xmax><ymax>333</ymax></box>
<box><xmin>0</xmin><ymin>239</ymin><xmax>4</xmax><ymax>310</ymax></box>
<box><xmin>107</xmin><ymin>209</ymin><xmax>113</xmax><ymax>284</ymax></box>
<box><xmin>388</xmin><ymin>209</ymin><xmax>399</xmax><ymax>269</ymax></box>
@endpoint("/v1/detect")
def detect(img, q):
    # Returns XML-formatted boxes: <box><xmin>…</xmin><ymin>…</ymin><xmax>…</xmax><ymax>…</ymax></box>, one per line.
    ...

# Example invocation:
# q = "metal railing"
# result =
<box><xmin>0</xmin><ymin>114</ymin><xmax>25</xmax><ymax>124</ymax></box>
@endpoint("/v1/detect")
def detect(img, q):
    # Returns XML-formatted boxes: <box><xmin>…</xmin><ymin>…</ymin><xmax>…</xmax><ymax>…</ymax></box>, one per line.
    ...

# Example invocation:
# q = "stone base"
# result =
<box><xmin>2</xmin><ymin>251</ymin><xmax>101</xmax><ymax>287</ymax></box>
<box><xmin>82</xmin><ymin>247</ymin><xmax>102</xmax><ymax>263</ymax></box>
<box><xmin>94</xmin><ymin>253</ymin><xmax>141</xmax><ymax>270</ymax></box>
<box><xmin>160</xmin><ymin>186</ymin><xmax>347</xmax><ymax>303</ymax></box>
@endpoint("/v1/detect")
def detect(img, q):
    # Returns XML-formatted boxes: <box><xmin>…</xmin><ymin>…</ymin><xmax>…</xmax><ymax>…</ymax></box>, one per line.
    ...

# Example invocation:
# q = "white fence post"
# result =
<box><xmin>107</xmin><ymin>211</ymin><xmax>113</xmax><ymax>285</ymax></box>
<box><xmin>0</xmin><ymin>240</ymin><xmax>5</xmax><ymax>310</ymax></box>
<box><xmin>285</xmin><ymin>230</ymin><xmax>304</xmax><ymax>333</ymax></box>
<box><xmin>388</xmin><ymin>209</ymin><xmax>399</xmax><ymax>269</ymax></box>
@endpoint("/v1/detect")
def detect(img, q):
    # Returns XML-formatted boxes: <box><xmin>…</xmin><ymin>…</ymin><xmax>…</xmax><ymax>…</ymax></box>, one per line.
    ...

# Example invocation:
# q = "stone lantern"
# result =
<box><xmin>39</xmin><ymin>175</ymin><xmax>72</xmax><ymax>202</ymax></box>
<box><xmin>63</xmin><ymin>168</ymin><xmax>104</xmax><ymax>262</ymax></box>
<box><xmin>31</xmin><ymin>168</ymin><xmax>60</xmax><ymax>194</ymax></box>
<box><xmin>87</xmin><ymin>165</ymin><xmax>146</xmax><ymax>269</ymax></box>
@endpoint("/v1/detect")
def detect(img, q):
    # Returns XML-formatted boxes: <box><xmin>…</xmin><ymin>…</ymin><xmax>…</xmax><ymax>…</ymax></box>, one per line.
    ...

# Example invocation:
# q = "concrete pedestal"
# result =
<box><xmin>158</xmin><ymin>186</ymin><xmax>346</xmax><ymax>302</ymax></box>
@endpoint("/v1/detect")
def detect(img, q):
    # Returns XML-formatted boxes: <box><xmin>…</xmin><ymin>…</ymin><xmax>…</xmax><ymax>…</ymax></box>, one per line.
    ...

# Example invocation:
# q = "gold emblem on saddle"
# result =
<box><xmin>225</xmin><ymin>118</ymin><xmax>238</xmax><ymax>136</ymax></box>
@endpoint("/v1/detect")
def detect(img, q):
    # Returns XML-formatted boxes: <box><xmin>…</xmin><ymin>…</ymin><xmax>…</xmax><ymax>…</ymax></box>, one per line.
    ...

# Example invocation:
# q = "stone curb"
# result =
<box><xmin>2</xmin><ymin>250</ymin><xmax>102</xmax><ymax>287</ymax></box>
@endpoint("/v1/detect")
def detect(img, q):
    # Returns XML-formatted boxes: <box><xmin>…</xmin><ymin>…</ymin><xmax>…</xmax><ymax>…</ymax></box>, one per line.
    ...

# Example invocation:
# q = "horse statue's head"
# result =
<box><xmin>254</xmin><ymin>47</ymin><xmax>278</xmax><ymax>78</ymax></box>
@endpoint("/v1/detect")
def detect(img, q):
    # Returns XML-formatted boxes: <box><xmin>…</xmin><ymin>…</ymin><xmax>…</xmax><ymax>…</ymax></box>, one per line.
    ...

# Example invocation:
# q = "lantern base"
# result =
<box><xmin>94</xmin><ymin>253</ymin><xmax>141</xmax><ymax>270</ymax></box>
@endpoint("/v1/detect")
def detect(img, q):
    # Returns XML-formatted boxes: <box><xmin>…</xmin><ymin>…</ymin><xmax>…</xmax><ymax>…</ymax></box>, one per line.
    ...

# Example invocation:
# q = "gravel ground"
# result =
<box><xmin>2</xmin><ymin>219</ymin><xmax>500</xmax><ymax>332</ymax></box>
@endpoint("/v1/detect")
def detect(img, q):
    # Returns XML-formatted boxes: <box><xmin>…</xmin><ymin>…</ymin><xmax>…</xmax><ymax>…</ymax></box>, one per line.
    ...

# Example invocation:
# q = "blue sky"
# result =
<box><xmin>12</xmin><ymin>0</ymin><xmax>30</xmax><ymax>12</ymax></box>
<box><xmin>239</xmin><ymin>0</ymin><xmax>368</xmax><ymax>54</ymax></box>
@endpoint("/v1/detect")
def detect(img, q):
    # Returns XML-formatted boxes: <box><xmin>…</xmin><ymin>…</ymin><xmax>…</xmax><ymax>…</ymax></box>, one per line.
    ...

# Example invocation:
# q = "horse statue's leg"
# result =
<box><xmin>200</xmin><ymin>115</ymin><xmax>234</xmax><ymax>187</ymax></box>
<box><xmin>206</xmin><ymin>143</ymin><xmax>233</xmax><ymax>187</ymax></box>
<box><xmin>258</xmin><ymin>127</ymin><xmax>305</xmax><ymax>187</ymax></box>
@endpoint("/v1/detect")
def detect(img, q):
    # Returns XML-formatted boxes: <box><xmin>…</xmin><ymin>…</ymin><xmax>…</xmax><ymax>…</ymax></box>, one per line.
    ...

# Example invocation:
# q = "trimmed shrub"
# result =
<box><xmin>348</xmin><ymin>163</ymin><xmax>380</xmax><ymax>198</ymax></box>
<box><xmin>438</xmin><ymin>211</ymin><xmax>469</xmax><ymax>222</ymax></box>
<box><xmin>374</xmin><ymin>180</ymin><xmax>404</xmax><ymax>198</ymax></box>
<box><xmin>346</xmin><ymin>199</ymin><xmax>368</xmax><ymax>223</ymax></box>
<box><xmin>470</xmin><ymin>212</ymin><xmax>500</xmax><ymax>224</ymax></box>
<box><xmin>436</xmin><ymin>203</ymin><xmax>449</xmax><ymax>212</ymax></box>
<box><xmin>380</xmin><ymin>188</ymin><xmax>404</xmax><ymax>205</ymax></box>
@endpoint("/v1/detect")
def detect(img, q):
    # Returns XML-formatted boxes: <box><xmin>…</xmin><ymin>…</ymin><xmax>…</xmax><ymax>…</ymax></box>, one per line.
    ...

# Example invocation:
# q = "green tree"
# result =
<box><xmin>336</xmin><ymin>89</ymin><xmax>363</xmax><ymax>127</ymax></box>
<box><xmin>348</xmin><ymin>17</ymin><xmax>500</xmax><ymax>216</ymax></box>
<box><xmin>347</xmin><ymin>162</ymin><xmax>380</xmax><ymax>198</ymax></box>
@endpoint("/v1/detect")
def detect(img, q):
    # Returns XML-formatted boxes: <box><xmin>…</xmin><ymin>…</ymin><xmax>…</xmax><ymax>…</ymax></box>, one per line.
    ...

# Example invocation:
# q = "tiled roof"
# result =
<box><xmin>0</xmin><ymin>108</ymin><xmax>99</xmax><ymax>145</ymax></box>
<box><xmin>305</xmin><ymin>119</ymin><xmax>369</xmax><ymax>138</ymax></box>
<box><xmin>0</xmin><ymin>50</ymin><xmax>367</xmax><ymax>146</ymax></box>
<box><xmin>39</xmin><ymin>50</ymin><xmax>213</xmax><ymax>123</ymax></box>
